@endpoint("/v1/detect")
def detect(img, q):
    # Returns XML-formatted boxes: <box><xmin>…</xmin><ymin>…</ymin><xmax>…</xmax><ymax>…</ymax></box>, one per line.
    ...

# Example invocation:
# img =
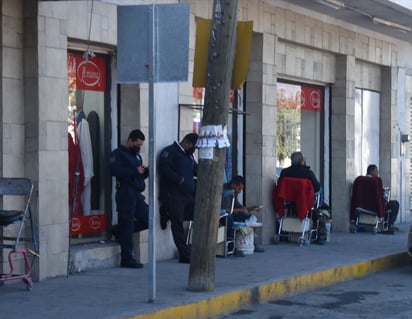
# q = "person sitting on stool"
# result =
<box><xmin>221</xmin><ymin>175</ymin><xmax>264</xmax><ymax>256</ymax></box>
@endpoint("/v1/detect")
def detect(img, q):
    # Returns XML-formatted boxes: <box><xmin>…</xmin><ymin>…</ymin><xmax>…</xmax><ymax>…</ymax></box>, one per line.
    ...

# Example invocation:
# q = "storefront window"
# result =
<box><xmin>354</xmin><ymin>88</ymin><xmax>380</xmax><ymax>176</ymax></box>
<box><xmin>67</xmin><ymin>51</ymin><xmax>109</xmax><ymax>240</ymax></box>
<box><xmin>276</xmin><ymin>82</ymin><xmax>323</xmax><ymax>178</ymax></box>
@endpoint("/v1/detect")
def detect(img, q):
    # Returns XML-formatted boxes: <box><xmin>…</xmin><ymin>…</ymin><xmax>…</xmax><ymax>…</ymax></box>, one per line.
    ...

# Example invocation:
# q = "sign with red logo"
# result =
<box><xmin>277</xmin><ymin>83</ymin><xmax>323</xmax><ymax>112</ymax></box>
<box><xmin>68</xmin><ymin>53</ymin><xmax>107</xmax><ymax>92</ymax></box>
<box><xmin>70</xmin><ymin>214</ymin><xmax>107</xmax><ymax>235</ymax></box>
<box><xmin>300</xmin><ymin>86</ymin><xmax>322</xmax><ymax>112</ymax></box>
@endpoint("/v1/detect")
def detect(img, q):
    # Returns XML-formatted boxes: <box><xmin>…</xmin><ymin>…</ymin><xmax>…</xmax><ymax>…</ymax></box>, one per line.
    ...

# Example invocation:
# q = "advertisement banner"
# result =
<box><xmin>68</xmin><ymin>53</ymin><xmax>107</xmax><ymax>92</ymax></box>
<box><xmin>277</xmin><ymin>83</ymin><xmax>322</xmax><ymax>112</ymax></box>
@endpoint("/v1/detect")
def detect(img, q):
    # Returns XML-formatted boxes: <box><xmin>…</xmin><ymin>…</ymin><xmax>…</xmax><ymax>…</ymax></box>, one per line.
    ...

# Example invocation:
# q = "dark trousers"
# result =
<box><xmin>386</xmin><ymin>200</ymin><xmax>399</xmax><ymax>226</ymax></box>
<box><xmin>168</xmin><ymin>192</ymin><xmax>195</xmax><ymax>260</ymax></box>
<box><xmin>116</xmin><ymin>187</ymin><xmax>148</xmax><ymax>261</ymax></box>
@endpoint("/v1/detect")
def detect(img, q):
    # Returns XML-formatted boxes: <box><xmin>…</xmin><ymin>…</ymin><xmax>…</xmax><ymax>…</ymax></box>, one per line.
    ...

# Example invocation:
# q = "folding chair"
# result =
<box><xmin>216</xmin><ymin>189</ymin><xmax>235</xmax><ymax>257</ymax></box>
<box><xmin>273</xmin><ymin>177</ymin><xmax>318</xmax><ymax>246</ymax></box>
<box><xmin>186</xmin><ymin>189</ymin><xmax>235</xmax><ymax>257</ymax></box>
<box><xmin>350</xmin><ymin>176</ymin><xmax>386</xmax><ymax>233</ymax></box>
<box><xmin>0</xmin><ymin>178</ymin><xmax>38</xmax><ymax>290</ymax></box>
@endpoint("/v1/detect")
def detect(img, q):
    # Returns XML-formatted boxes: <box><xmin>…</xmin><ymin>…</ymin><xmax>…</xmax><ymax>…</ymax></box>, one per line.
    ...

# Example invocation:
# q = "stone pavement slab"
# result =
<box><xmin>0</xmin><ymin>224</ymin><xmax>410</xmax><ymax>319</ymax></box>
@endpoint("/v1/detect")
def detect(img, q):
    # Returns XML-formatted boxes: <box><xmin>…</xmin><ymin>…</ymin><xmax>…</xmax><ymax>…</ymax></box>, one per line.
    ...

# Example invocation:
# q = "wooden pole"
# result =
<box><xmin>188</xmin><ymin>0</ymin><xmax>239</xmax><ymax>292</ymax></box>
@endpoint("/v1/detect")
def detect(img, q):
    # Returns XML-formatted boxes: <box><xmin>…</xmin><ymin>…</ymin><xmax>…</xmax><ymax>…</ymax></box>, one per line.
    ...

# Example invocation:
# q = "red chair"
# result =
<box><xmin>350</xmin><ymin>176</ymin><xmax>385</xmax><ymax>233</ymax></box>
<box><xmin>273</xmin><ymin>177</ymin><xmax>317</xmax><ymax>246</ymax></box>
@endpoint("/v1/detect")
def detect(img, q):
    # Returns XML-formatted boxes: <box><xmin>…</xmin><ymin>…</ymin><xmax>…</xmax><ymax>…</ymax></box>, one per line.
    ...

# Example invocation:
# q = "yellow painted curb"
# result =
<box><xmin>131</xmin><ymin>252</ymin><xmax>408</xmax><ymax>319</ymax></box>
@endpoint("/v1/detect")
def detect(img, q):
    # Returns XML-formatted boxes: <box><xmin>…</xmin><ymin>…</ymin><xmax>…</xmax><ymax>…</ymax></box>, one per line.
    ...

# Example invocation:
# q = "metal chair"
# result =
<box><xmin>273</xmin><ymin>177</ymin><xmax>319</xmax><ymax>246</ymax></box>
<box><xmin>0</xmin><ymin>178</ymin><xmax>38</xmax><ymax>290</ymax></box>
<box><xmin>186</xmin><ymin>189</ymin><xmax>235</xmax><ymax>257</ymax></box>
<box><xmin>350</xmin><ymin>176</ymin><xmax>386</xmax><ymax>233</ymax></box>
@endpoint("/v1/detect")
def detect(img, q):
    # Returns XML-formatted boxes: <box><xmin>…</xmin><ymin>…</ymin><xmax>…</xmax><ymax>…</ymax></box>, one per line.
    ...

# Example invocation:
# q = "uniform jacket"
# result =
<box><xmin>158</xmin><ymin>141</ymin><xmax>197</xmax><ymax>200</ymax></box>
<box><xmin>109</xmin><ymin>145</ymin><xmax>148</xmax><ymax>193</ymax></box>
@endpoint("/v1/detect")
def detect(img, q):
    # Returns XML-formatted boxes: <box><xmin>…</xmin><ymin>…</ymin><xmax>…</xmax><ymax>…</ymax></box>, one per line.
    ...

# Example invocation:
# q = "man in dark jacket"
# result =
<box><xmin>158</xmin><ymin>133</ymin><xmax>198</xmax><ymax>264</ymax></box>
<box><xmin>110</xmin><ymin>129</ymin><xmax>149</xmax><ymax>269</ymax></box>
<box><xmin>278</xmin><ymin>151</ymin><xmax>320</xmax><ymax>192</ymax></box>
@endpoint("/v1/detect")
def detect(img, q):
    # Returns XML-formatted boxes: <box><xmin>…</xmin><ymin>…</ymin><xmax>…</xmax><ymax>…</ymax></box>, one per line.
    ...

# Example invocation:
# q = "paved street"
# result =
<box><xmin>217</xmin><ymin>266</ymin><xmax>412</xmax><ymax>319</ymax></box>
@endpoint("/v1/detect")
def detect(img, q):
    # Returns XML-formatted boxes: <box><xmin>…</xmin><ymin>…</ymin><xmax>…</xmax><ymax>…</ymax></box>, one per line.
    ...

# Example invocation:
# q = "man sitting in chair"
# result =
<box><xmin>221</xmin><ymin>175</ymin><xmax>264</xmax><ymax>256</ymax></box>
<box><xmin>278</xmin><ymin>151</ymin><xmax>328</xmax><ymax>244</ymax></box>
<box><xmin>366</xmin><ymin>164</ymin><xmax>399</xmax><ymax>233</ymax></box>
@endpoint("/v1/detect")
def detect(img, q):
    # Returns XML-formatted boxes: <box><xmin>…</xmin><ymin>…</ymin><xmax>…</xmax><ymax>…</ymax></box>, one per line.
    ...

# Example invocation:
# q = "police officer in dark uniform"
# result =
<box><xmin>158</xmin><ymin>133</ymin><xmax>198</xmax><ymax>264</ymax></box>
<box><xmin>110</xmin><ymin>129</ymin><xmax>149</xmax><ymax>268</ymax></box>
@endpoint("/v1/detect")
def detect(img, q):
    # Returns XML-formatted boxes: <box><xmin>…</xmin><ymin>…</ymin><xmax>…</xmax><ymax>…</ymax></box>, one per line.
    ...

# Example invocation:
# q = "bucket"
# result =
<box><xmin>235</xmin><ymin>229</ymin><xmax>254</xmax><ymax>255</ymax></box>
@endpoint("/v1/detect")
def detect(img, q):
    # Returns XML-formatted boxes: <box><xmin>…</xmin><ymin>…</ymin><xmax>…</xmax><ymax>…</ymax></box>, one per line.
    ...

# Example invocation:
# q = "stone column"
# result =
<box><xmin>31</xmin><ymin>1</ymin><xmax>69</xmax><ymax>279</ymax></box>
<box><xmin>331</xmin><ymin>54</ymin><xmax>356</xmax><ymax>232</ymax></box>
<box><xmin>245</xmin><ymin>32</ymin><xmax>277</xmax><ymax>244</ymax></box>
<box><xmin>380</xmin><ymin>66</ymin><xmax>397</xmax><ymax>199</ymax></box>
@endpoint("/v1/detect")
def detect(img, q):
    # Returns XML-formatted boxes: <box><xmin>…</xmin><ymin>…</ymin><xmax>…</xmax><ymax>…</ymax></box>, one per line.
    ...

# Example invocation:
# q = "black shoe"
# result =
<box><xmin>382</xmin><ymin>227</ymin><xmax>394</xmax><ymax>235</ymax></box>
<box><xmin>112</xmin><ymin>225</ymin><xmax>120</xmax><ymax>242</ymax></box>
<box><xmin>120</xmin><ymin>259</ymin><xmax>143</xmax><ymax>269</ymax></box>
<box><xmin>254</xmin><ymin>245</ymin><xmax>265</xmax><ymax>253</ymax></box>
<box><xmin>179</xmin><ymin>256</ymin><xmax>191</xmax><ymax>264</ymax></box>
<box><xmin>159</xmin><ymin>205</ymin><xmax>170</xmax><ymax>230</ymax></box>
<box><xmin>235</xmin><ymin>250</ymin><xmax>245</xmax><ymax>257</ymax></box>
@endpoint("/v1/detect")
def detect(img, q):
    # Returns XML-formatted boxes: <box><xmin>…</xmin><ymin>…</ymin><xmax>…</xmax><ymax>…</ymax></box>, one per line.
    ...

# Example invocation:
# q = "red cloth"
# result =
<box><xmin>350</xmin><ymin>176</ymin><xmax>385</xmax><ymax>220</ymax></box>
<box><xmin>273</xmin><ymin>177</ymin><xmax>315</xmax><ymax>220</ymax></box>
<box><xmin>68</xmin><ymin>133</ymin><xmax>84</xmax><ymax>217</ymax></box>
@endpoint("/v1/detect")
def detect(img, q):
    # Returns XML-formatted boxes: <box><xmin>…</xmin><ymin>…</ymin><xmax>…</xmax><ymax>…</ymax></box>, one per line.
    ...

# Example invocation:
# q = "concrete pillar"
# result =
<box><xmin>331</xmin><ymin>54</ymin><xmax>356</xmax><ymax>232</ymax></box>
<box><xmin>31</xmin><ymin>0</ymin><xmax>69</xmax><ymax>279</ymax></box>
<box><xmin>245</xmin><ymin>32</ymin><xmax>277</xmax><ymax>244</ymax></box>
<box><xmin>380</xmin><ymin>66</ymin><xmax>397</xmax><ymax>197</ymax></box>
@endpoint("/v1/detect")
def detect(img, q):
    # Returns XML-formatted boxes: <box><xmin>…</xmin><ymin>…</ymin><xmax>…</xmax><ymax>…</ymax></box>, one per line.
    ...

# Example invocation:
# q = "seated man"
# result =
<box><xmin>278</xmin><ymin>151</ymin><xmax>327</xmax><ymax>244</ymax></box>
<box><xmin>221</xmin><ymin>175</ymin><xmax>264</xmax><ymax>256</ymax></box>
<box><xmin>366</xmin><ymin>164</ymin><xmax>399</xmax><ymax>233</ymax></box>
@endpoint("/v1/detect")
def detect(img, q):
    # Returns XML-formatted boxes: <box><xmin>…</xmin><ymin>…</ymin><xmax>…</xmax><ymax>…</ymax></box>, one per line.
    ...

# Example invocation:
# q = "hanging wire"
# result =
<box><xmin>79</xmin><ymin>0</ymin><xmax>95</xmax><ymax>109</ymax></box>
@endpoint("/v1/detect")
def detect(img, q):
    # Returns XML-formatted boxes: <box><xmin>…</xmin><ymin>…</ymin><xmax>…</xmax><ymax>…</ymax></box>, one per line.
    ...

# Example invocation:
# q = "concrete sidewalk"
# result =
<box><xmin>0</xmin><ymin>224</ymin><xmax>410</xmax><ymax>319</ymax></box>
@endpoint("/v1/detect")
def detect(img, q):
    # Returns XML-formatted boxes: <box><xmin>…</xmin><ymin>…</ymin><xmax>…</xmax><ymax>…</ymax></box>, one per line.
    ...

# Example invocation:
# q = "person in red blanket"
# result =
<box><xmin>366</xmin><ymin>164</ymin><xmax>399</xmax><ymax>233</ymax></box>
<box><xmin>278</xmin><ymin>151</ymin><xmax>328</xmax><ymax>244</ymax></box>
<box><xmin>278</xmin><ymin>151</ymin><xmax>320</xmax><ymax>193</ymax></box>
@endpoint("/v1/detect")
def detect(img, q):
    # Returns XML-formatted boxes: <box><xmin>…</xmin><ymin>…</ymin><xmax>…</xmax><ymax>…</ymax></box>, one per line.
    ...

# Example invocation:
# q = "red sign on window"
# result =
<box><xmin>300</xmin><ymin>85</ymin><xmax>322</xmax><ymax>112</ymax></box>
<box><xmin>68</xmin><ymin>53</ymin><xmax>107</xmax><ymax>92</ymax></box>
<box><xmin>277</xmin><ymin>83</ymin><xmax>323</xmax><ymax>112</ymax></box>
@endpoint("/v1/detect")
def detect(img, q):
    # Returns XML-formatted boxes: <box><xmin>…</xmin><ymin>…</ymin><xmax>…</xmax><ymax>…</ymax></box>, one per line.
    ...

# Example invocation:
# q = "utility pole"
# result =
<box><xmin>188</xmin><ymin>0</ymin><xmax>239</xmax><ymax>292</ymax></box>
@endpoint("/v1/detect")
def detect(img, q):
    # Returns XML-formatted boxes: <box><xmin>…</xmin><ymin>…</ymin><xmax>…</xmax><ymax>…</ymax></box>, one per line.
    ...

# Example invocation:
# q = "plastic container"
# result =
<box><xmin>235</xmin><ymin>229</ymin><xmax>254</xmax><ymax>255</ymax></box>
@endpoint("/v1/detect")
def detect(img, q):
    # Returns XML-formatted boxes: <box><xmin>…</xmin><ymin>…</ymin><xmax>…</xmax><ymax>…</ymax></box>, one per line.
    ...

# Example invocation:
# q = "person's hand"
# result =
<box><xmin>137</xmin><ymin>165</ymin><xmax>146</xmax><ymax>174</ymax></box>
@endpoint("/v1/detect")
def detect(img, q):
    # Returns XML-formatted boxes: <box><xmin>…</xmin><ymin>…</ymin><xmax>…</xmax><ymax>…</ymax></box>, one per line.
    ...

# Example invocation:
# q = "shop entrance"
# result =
<box><xmin>276</xmin><ymin>81</ymin><xmax>324</xmax><ymax>181</ymax></box>
<box><xmin>67</xmin><ymin>50</ymin><xmax>111</xmax><ymax>242</ymax></box>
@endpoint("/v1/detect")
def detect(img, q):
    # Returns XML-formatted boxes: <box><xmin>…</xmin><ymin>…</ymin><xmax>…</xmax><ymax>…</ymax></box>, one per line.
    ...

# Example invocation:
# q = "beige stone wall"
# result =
<box><xmin>1</xmin><ymin>0</ymin><xmax>410</xmax><ymax>278</ymax></box>
<box><xmin>190</xmin><ymin>0</ymin><xmax>409</xmax><ymax>235</ymax></box>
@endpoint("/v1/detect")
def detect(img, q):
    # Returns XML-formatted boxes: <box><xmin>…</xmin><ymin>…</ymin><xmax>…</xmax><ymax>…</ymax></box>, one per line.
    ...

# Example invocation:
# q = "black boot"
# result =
<box><xmin>159</xmin><ymin>205</ymin><xmax>170</xmax><ymax>230</ymax></box>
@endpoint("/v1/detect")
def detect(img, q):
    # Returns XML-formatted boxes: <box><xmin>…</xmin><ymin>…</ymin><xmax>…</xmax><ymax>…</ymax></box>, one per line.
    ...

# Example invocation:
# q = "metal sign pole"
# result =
<box><xmin>117</xmin><ymin>3</ymin><xmax>190</xmax><ymax>302</ymax></box>
<box><xmin>148</xmin><ymin>4</ymin><xmax>156</xmax><ymax>302</ymax></box>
